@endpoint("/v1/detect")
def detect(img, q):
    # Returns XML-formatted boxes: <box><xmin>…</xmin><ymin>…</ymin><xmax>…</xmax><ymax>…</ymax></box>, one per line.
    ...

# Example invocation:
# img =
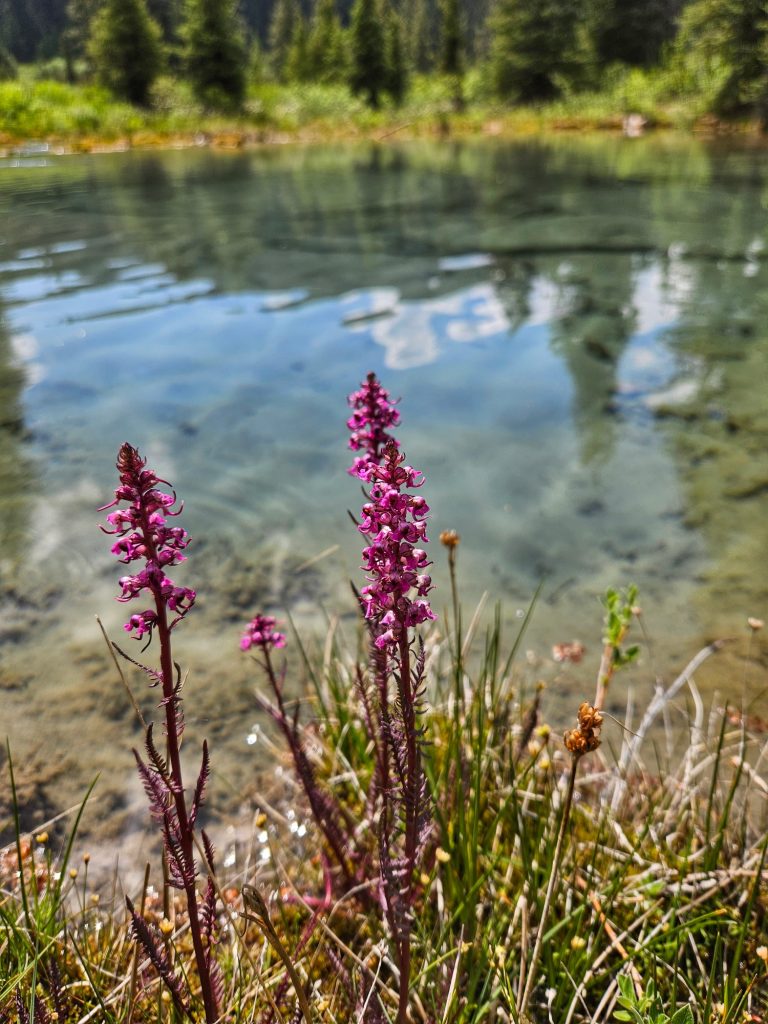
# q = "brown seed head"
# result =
<box><xmin>440</xmin><ymin>529</ymin><xmax>461</xmax><ymax>549</ymax></box>
<box><xmin>564</xmin><ymin>701</ymin><xmax>603</xmax><ymax>756</ymax></box>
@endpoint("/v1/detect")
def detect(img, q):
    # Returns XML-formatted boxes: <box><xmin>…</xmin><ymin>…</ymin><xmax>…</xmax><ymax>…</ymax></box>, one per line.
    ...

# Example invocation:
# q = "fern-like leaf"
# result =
<box><xmin>134</xmin><ymin>750</ymin><xmax>170</xmax><ymax>824</ymax></box>
<box><xmin>144</xmin><ymin>722</ymin><xmax>168</xmax><ymax>779</ymax></box>
<box><xmin>111</xmin><ymin>642</ymin><xmax>163</xmax><ymax>687</ymax></box>
<box><xmin>126</xmin><ymin>897</ymin><xmax>190</xmax><ymax>1017</ymax></box>
<box><xmin>189</xmin><ymin>740</ymin><xmax>210</xmax><ymax>829</ymax></box>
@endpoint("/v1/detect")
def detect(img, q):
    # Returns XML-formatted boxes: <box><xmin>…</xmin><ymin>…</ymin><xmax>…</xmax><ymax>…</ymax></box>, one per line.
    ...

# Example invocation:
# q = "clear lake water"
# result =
<box><xmin>0</xmin><ymin>134</ymin><xmax>766</xmax><ymax>843</ymax></box>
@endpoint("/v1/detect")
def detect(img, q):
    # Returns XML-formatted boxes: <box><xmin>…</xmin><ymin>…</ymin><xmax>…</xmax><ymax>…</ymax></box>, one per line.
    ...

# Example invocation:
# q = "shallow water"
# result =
<box><xmin>0</xmin><ymin>136</ymin><xmax>766</xmax><ymax>843</ymax></box>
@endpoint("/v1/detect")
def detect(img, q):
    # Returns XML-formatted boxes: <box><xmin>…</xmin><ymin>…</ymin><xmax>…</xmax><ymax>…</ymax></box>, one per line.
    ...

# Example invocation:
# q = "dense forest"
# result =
<box><xmin>0</xmin><ymin>0</ymin><xmax>767</xmax><ymax>123</ymax></box>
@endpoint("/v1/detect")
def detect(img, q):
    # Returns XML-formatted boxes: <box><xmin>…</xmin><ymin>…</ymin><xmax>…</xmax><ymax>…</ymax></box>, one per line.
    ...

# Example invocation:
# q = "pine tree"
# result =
<box><xmin>285</xmin><ymin>12</ymin><xmax>311</xmax><ymax>81</ymax></box>
<box><xmin>406</xmin><ymin>0</ymin><xmax>434</xmax><ymax>71</ymax></box>
<box><xmin>439</xmin><ymin>0</ymin><xmax>463</xmax><ymax>77</ymax></box>
<box><xmin>307</xmin><ymin>0</ymin><xmax>347</xmax><ymax>83</ymax></box>
<box><xmin>62</xmin><ymin>0</ymin><xmax>100</xmax><ymax>78</ymax></box>
<box><xmin>439</xmin><ymin>0</ymin><xmax>464</xmax><ymax>108</ymax></box>
<box><xmin>88</xmin><ymin>0</ymin><xmax>162</xmax><ymax>106</ymax></box>
<box><xmin>269</xmin><ymin>0</ymin><xmax>299</xmax><ymax>81</ymax></box>
<box><xmin>183</xmin><ymin>0</ymin><xmax>247</xmax><ymax>109</ymax></box>
<box><xmin>249</xmin><ymin>33</ymin><xmax>267</xmax><ymax>85</ymax></box>
<box><xmin>487</xmin><ymin>0</ymin><xmax>584</xmax><ymax>102</ymax></box>
<box><xmin>384</xmin><ymin>7</ymin><xmax>408</xmax><ymax>104</ymax></box>
<box><xmin>349</xmin><ymin>0</ymin><xmax>388</xmax><ymax>107</ymax></box>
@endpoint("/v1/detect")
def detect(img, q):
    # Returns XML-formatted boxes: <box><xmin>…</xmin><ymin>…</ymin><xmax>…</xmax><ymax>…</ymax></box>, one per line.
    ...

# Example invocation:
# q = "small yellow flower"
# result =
<box><xmin>419</xmin><ymin>872</ymin><xmax>430</xmax><ymax>887</ymax></box>
<box><xmin>435</xmin><ymin>847</ymin><xmax>451</xmax><ymax>864</ymax></box>
<box><xmin>460</xmin><ymin>941</ymin><xmax>472</xmax><ymax>953</ymax></box>
<box><xmin>90</xmin><ymin>893</ymin><xmax>100</xmax><ymax>905</ymax></box>
<box><xmin>35</xmin><ymin>832</ymin><xmax>48</xmax><ymax>845</ymax></box>
<box><xmin>255</xmin><ymin>812</ymin><xmax>267</xmax><ymax>828</ymax></box>
<box><xmin>534</xmin><ymin>724</ymin><xmax>551</xmax><ymax>739</ymax></box>
<box><xmin>570</xmin><ymin>936</ymin><xmax>586</xmax><ymax>950</ymax></box>
<box><xmin>69</xmin><ymin>868</ymin><xmax>78</xmax><ymax>879</ymax></box>
<box><xmin>159</xmin><ymin>918</ymin><xmax>174</xmax><ymax>935</ymax></box>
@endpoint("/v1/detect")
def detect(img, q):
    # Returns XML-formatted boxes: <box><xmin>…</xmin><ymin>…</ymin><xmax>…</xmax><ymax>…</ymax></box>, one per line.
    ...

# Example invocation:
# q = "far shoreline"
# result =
<box><xmin>2</xmin><ymin>108</ymin><xmax>768</xmax><ymax>160</ymax></box>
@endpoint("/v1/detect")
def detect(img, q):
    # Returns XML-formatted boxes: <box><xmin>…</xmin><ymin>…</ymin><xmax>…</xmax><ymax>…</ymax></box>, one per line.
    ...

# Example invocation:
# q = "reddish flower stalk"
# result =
<box><xmin>357</xmin><ymin>441</ymin><xmax>435</xmax><ymax>1024</ymax></box>
<box><xmin>100</xmin><ymin>443</ymin><xmax>220</xmax><ymax>1024</ymax></box>
<box><xmin>241</xmin><ymin>617</ymin><xmax>358</xmax><ymax>892</ymax></box>
<box><xmin>347</xmin><ymin>372</ymin><xmax>400</xmax><ymax>479</ymax></box>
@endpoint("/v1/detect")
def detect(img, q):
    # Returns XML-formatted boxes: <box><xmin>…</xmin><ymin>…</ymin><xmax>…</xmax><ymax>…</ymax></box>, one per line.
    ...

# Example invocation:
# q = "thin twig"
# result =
<box><xmin>612</xmin><ymin>640</ymin><xmax>727</xmax><ymax>809</ymax></box>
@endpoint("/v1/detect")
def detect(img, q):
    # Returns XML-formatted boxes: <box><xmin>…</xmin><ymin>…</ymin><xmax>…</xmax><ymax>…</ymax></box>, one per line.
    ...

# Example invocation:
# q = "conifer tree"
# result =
<box><xmin>406</xmin><ymin>0</ymin><xmax>433</xmax><ymax>71</ymax></box>
<box><xmin>487</xmin><ymin>0</ymin><xmax>583</xmax><ymax>101</ymax></box>
<box><xmin>183</xmin><ymin>0</ymin><xmax>247</xmax><ymax>109</ymax></box>
<box><xmin>384</xmin><ymin>7</ymin><xmax>408</xmax><ymax>104</ymax></box>
<box><xmin>307</xmin><ymin>0</ymin><xmax>347</xmax><ymax>83</ymax></box>
<box><xmin>349</xmin><ymin>0</ymin><xmax>388</xmax><ymax>107</ymax></box>
<box><xmin>269</xmin><ymin>0</ymin><xmax>299</xmax><ymax>80</ymax></box>
<box><xmin>249</xmin><ymin>33</ymin><xmax>267</xmax><ymax>85</ymax></box>
<box><xmin>62</xmin><ymin>0</ymin><xmax>99</xmax><ymax>78</ymax></box>
<box><xmin>439</xmin><ymin>0</ymin><xmax>464</xmax><ymax>108</ymax></box>
<box><xmin>439</xmin><ymin>0</ymin><xmax>463</xmax><ymax>77</ymax></box>
<box><xmin>285</xmin><ymin>12</ymin><xmax>311</xmax><ymax>81</ymax></box>
<box><xmin>350</xmin><ymin>0</ymin><xmax>391</xmax><ymax>105</ymax></box>
<box><xmin>88</xmin><ymin>0</ymin><xmax>162</xmax><ymax>106</ymax></box>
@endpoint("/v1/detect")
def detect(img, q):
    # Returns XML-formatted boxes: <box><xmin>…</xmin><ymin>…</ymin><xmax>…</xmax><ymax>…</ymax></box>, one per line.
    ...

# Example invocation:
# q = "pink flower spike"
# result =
<box><xmin>346</xmin><ymin>372</ymin><xmax>401</xmax><ymax>477</ymax></box>
<box><xmin>357</xmin><ymin>441</ymin><xmax>436</xmax><ymax>651</ymax></box>
<box><xmin>100</xmin><ymin>443</ymin><xmax>195</xmax><ymax>640</ymax></box>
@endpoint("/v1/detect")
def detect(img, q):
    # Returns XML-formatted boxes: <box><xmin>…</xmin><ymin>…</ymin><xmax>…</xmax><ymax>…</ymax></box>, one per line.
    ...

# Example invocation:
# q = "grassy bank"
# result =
<box><xmin>0</xmin><ymin>69</ymin><xmax>758</xmax><ymax>155</ymax></box>
<box><xmin>2</xmin><ymin>590</ymin><xmax>767</xmax><ymax>1023</ymax></box>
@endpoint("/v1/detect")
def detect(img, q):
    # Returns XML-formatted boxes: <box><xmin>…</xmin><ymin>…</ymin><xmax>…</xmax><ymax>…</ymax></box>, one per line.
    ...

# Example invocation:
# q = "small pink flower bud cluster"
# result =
<box><xmin>347</xmin><ymin>372</ymin><xmax>401</xmax><ymax>480</ymax></box>
<box><xmin>240</xmin><ymin>615</ymin><xmax>286</xmax><ymax>652</ymax></box>
<box><xmin>359</xmin><ymin>443</ymin><xmax>436</xmax><ymax>651</ymax></box>
<box><xmin>99</xmin><ymin>443</ymin><xmax>195</xmax><ymax>641</ymax></box>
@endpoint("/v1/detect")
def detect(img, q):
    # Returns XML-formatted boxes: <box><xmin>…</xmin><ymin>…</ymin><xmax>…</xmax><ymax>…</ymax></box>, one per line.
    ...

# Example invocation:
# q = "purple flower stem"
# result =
<box><xmin>396</xmin><ymin>633</ymin><xmax>417</xmax><ymax>1024</ymax></box>
<box><xmin>259</xmin><ymin>646</ymin><xmax>357</xmax><ymax>892</ymax></box>
<box><xmin>101</xmin><ymin>444</ymin><xmax>218</xmax><ymax>1024</ymax></box>
<box><xmin>139</xmin><ymin>525</ymin><xmax>218</xmax><ymax>1024</ymax></box>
